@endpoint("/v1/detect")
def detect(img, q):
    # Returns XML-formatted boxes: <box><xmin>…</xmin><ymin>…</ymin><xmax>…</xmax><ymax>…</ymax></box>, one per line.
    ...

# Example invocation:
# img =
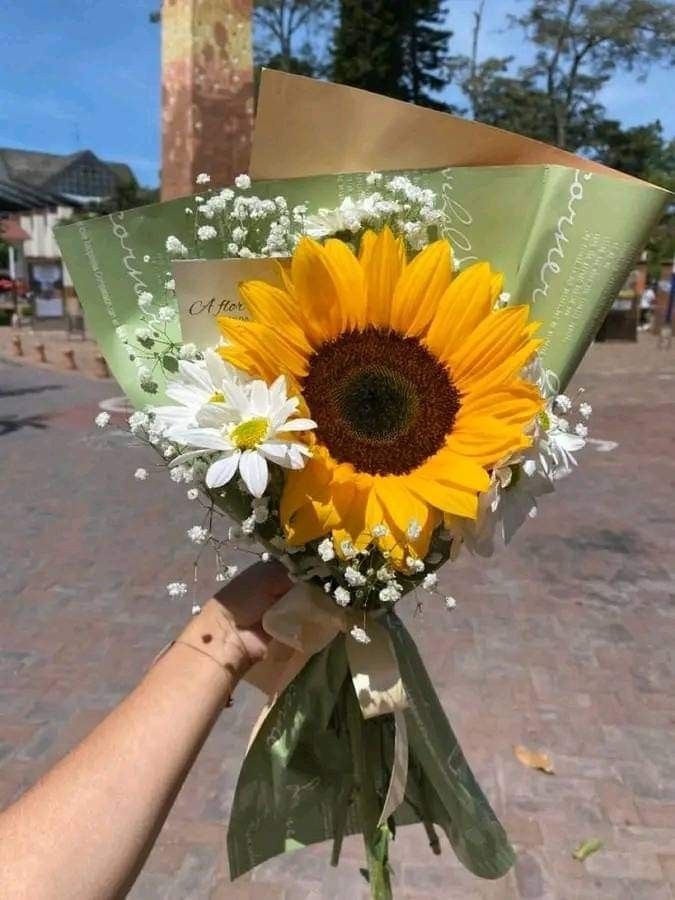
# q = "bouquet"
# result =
<box><xmin>56</xmin><ymin>72</ymin><xmax>669</xmax><ymax>899</ymax></box>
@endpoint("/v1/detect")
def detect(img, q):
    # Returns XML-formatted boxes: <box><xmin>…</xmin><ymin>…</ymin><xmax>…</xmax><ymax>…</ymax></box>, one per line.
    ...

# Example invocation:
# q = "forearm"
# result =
<box><xmin>0</xmin><ymin>605</ymin><xmax>243</xmax><ymax>900</ymax></box>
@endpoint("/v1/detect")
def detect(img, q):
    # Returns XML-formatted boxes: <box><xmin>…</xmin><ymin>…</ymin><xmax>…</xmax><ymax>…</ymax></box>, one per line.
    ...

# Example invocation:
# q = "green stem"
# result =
<box><xmin>345</xmin><ymin>680</ymin><xmax>393</xmax><ymax>900</ymax></box>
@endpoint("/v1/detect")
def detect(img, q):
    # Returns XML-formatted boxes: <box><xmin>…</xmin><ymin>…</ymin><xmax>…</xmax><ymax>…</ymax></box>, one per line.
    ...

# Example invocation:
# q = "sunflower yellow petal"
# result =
<box><xmin>446</xmin><ymin>306</ymin><xmax>537</xmax><ymax>383</ymax></box>
<box><xmin>238</xmin><ymin>280</ymin><xmax>313</xmax><ymax>356</ymax></box>
<box><xmin>461</xmin><ymin>337</ymin><xmax>542</xmax><ymax>393</ymax></box>
<box><xmin>390</xmin><ymin>240</ymin><xmax>452</xmax><ymax>336</ymax></box>
<box><xmin>424</xmin><ymin>262</ymin><xmax>494</xmax><ymax>357</ymax></box>
<box><xmin>359</xmin><ymin>227</ymin><xmax>406</xmax><ymax>328</ymax></box>
<box><xmin>217</xmin><ymin>318</ymin><xmax>309</xmax><ymax>381</ymax></box>
<box><xmin>408</xmin><ymin>475</ymin><xmax>479</xmax><ymax>519</ymax></box>
<box><xmin>415</xmin><ymin>448</ymin><xmax>491</xmax><ymax>493</ymax></box>
<box><xmin>446</xmin><ymin>416</ymin><xmax>533</xmax><ymax>464</ymax></box>
<box><xmin>290</xmin><ymin>236</ymin><xmax>365</xmax><ymax>342</ymax></box>
<box><xmin>322</xmin><ymin>238</ymin><xmax>367</xmax><ymax>331</ymax></box>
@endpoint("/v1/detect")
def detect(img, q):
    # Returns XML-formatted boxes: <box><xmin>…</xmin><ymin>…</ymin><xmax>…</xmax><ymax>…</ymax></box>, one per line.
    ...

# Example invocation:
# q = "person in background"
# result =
<box><xmin>639</xmin><ymin>282</ymin><xmax>656</xmax><ymax>330</ymax></box>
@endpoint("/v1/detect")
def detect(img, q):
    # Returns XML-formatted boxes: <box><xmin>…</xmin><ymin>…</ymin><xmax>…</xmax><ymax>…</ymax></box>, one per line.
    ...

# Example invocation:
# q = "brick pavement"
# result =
<box><xmin>0</xmin><ymin>325</ymin><xmax>108</xmax><ymax>380</ymax></box>
<box><xmin>1</xmin><ymin>335</ymin><xmax>675</xmax><ymax>899</ymax></box>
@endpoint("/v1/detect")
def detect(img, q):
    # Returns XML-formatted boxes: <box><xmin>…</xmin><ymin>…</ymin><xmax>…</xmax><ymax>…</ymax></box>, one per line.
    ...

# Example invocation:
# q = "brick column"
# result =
<box><xmin>161</xmin><ymin>0</ymin><xmax>253</xmax><ymax>200</ymax></box>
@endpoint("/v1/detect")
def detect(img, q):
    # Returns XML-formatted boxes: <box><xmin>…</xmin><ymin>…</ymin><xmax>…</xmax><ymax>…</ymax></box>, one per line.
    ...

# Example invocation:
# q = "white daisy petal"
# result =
<box><xmin>259</xmin><ymin>441</ymin><xmax>291</xmax><ymax>465</ymax></box>
<box><xmin>279</xmin><ymin>418</ymin><xmax>317</xmax><ymax>432</ymax></box>
<box><xmin>205</xmin><ymin>452</ymin><xmax>240</xmax><ymax>488</ymax></box>
<box><xmin>170</xmin><ymin>428</ymin><xmax>232</xmax><ymax>451</ymax></box>
<box><xmin>195</xmin><ymin>404</ymin><xmax>232</xmax><ymax>428</ymax></box>
<box><xmin>239</xmin><ymin>449</ymin><xmax>269</xmax><ymax>497</ymax></box>
<box><xmin>249</xmin><ymin>380</ymin><xmax>270</xmax><ymax>416</ymax></box>
<box><xmin>204</xmin><ymin>349</ymin><xmax>228</xmax><ymax>387</ymax></box>
<box><xmin>165</xmin><ymin>384</ymin><xmax>207</xmax><ymax>407</ymax></box>
<box><xmin>177</xmin><ymin>359</ymin><xmax>213</xmax><ymax>393</ymax></box>
<box><xmin>269</xmin><ymin>374</ymin><xmax>287</xmax><ymax>405</ymax></box>
<box><xmin>222</xmin><ymin>380</ymin><xmax>250</xmax><ymax>417</ymax></box>
<box><xmin>287</xmin><ymin>446</ymin><xmax>309</xmax><ymax>469</ymax></box>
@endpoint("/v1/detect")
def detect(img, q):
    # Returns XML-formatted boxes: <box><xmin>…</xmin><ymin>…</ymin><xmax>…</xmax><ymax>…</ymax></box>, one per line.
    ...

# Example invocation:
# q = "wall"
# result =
<box><xmin>18</xmin><ymin>206</ymin><xmax>74</xmax><ymax>287</ymax></box>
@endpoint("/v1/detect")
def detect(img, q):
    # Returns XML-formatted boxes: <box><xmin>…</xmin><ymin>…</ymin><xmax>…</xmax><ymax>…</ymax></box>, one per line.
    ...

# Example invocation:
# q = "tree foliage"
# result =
<box><xmin>592</xmin><ymin>119</ymin><xmax>675</xmax><ymax>266</ymax></box>
<box><xmin>332</xmin><ymin>0</ymin><xmax>454</xmax><ymax>110</ymax></box>
<box><xmin>450</xmin><ymin>0</ymin><xmax>674</xmax><ymax>151</ymax></box>
<box><xmin>512</xmin><ymin>0</ymin><xmax>675</xmax><ymax>149</ymax></box>
<box><xmin>254</xmin><ymin>0</ymin><xmax>334</xmax><ymax>75</ymax></box>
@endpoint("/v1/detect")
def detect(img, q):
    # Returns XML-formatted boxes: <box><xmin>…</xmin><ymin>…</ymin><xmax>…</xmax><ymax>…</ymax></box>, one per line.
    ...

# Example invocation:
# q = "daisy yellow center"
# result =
<box><xmin>302</xmin><ymin>328</ymin><xmax>461</xmax><ymax>475</ymax></box>
<box><xmin>209</xmin><ymin>391</ymin><xmax>225</xmax><ymax>403</ymax></box>
<box><xmin>230</xmin><ymin>417</ymin><xmax>269</xmax><ymax>450</ymax></box>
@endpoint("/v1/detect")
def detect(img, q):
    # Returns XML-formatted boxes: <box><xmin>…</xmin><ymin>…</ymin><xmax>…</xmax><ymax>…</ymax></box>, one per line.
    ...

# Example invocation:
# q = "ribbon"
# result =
<box><xmin>246</xmin><ymin>582</ymin><xmax>409</xmax><ymax>826</ymax></box>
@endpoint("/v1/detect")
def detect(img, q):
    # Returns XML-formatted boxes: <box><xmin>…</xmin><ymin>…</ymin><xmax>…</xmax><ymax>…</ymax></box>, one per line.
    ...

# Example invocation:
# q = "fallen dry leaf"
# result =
<box><xmin>572</xmin><ymin>838</ymin><xmax>603</xmax><ymax>862</ymax></box>
<box><xmin>513</xmin><ymin>744</ymin><xmax>555</xmax><ymax>774</ymax></box>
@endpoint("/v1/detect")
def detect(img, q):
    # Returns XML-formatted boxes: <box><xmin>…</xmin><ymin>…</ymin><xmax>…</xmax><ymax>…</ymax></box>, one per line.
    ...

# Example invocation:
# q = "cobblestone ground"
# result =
<box><xmin>1</xmin><ymin>335</ymin><xmax>675</xmax><ymax>900</ymax></box>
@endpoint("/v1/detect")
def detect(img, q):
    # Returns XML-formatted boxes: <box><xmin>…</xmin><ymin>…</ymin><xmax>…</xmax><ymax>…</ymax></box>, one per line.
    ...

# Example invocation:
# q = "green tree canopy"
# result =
<box><xmin>332</xmin><ymin>0</ymin><xmax>454</xmax><ymax>110</ymax></box>
<box><xmin>512</xmin><ymin>0</ymin><xmax>675</xmax><ymax>149</ymax></box>
<box><xmin>254</xmin><ymin>0</ymin><xmax>334</xmax><ymax>75</ymax></box>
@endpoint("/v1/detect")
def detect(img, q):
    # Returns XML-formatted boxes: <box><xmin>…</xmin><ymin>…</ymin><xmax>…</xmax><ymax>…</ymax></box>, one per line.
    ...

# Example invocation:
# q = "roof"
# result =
<box><xmin>0</xmin><ymin>147</ymin><xmax>138</xmax><ymax>210</ymax></box>
<box><xmin>0</xmin><ymin>218</ymin><xmax>31</xmax><ymax>242</ymax></box>
<box><xmin>0</xmin><ymin>178</ymin><xmax>70</xmax><ymax>212</ymax></box>
<box><xmin>0</xmin><ymin>148</ymin><xmax>81</xmax><ymax>190</ymax></box>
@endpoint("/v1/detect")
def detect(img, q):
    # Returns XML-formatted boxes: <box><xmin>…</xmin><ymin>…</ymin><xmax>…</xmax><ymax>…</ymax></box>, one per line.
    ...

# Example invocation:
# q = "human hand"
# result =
<box><xmin>175</xmin><ymin>560</ymin><xmax>292</xmax><ymax>683</ymax></box>
<box><xmin>213</xmin><ymin>560</ymin><xmax>292</xmax><ymax>667</ymax></box>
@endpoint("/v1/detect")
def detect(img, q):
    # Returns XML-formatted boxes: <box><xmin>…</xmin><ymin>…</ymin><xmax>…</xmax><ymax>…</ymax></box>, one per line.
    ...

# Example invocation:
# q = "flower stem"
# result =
<box><xmin>345</xmin><ymin>681</ymin><xmax>393</xmax><ymax>900</ymax></box>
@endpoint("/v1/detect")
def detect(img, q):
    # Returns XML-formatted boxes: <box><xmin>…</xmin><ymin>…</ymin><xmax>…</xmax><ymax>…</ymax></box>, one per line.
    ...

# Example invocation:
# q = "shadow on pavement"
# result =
<box><xmin>0</xmin><ymin>384</ymin><xmax>63</xmax><ymax>399</ymax></box>
<box><xmin>0</xmin><ymin>414</ymin><xmax>50</xmax><ymax>436</ymax></box>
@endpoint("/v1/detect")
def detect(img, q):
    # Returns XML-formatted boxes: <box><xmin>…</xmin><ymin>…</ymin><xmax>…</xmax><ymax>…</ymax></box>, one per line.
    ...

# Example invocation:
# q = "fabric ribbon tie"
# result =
<box><xmin>246</xmin><ymin>581</ymin><xmax>409</xmax><ymax>826</ymax></box>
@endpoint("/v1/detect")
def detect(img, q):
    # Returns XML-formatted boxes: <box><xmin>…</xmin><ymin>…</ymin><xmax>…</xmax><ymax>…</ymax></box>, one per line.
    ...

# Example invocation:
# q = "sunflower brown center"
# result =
<box><xmin>302</xmin><ymin>328</ymin><xmax>461</xmax><ymax>475</ymax></box>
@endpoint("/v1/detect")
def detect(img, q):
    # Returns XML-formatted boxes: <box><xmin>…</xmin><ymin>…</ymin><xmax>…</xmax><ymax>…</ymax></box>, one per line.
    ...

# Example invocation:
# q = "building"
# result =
<box><xmin>0</xmin><ymin>148</ymin><xmax>136</xmax><ymax>323</ymax></box>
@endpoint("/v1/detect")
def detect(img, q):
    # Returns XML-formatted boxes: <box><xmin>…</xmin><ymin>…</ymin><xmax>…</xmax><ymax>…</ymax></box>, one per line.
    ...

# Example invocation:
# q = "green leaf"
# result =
<box><xmin>162</xmin><ymin>354</ymin><xmax>179</xmax><ymax>373</ymax></box>
<box><xmin>572</xmin><ymin>838</ymin><xmax>603</xmax><ymax>862</ymax></box>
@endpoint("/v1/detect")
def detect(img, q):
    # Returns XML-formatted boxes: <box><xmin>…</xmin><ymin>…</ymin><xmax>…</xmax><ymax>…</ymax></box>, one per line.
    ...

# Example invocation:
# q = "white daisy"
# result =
<box><xmin>169</xmin><ymin>374</ymin><xmax>316</xmax><ymax>497</ymax></box>
<box><xmin>150</xmin><ymin>349</ymin><xmax>242</xmax><ymax>435</ymax></box>
<box><xmin>305</xmin><ymin>197</ymin><xmax>369</xmax><ymax>238</ymax></box>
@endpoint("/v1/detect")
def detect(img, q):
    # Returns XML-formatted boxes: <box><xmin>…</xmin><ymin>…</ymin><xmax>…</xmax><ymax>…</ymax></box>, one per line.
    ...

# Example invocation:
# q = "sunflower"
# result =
<box><xmin>217</xmin><ymin>228</ymin><xmax>542</xmax><ymax>566</ymax></box>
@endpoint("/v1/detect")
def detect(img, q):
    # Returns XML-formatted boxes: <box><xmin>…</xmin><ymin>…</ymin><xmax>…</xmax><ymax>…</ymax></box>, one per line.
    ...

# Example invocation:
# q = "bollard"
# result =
<box><xmin>11</xmin><ymin>334</ymin><xmax>23</xmax><ymax>357</ymax></box>
<box><xmin>34</xmin><ymin>343</ymin><xmax>47</xmax><ymax>363</ymax></box>
<box><xmin>94</xmin><ymin>353</ymin><xmax>110</xmax><ymax>378</ymax></box>
<box><xmin>63</xmin><ymin>348</ymin><xmax>77</xmax><ymax>370</ymax></box>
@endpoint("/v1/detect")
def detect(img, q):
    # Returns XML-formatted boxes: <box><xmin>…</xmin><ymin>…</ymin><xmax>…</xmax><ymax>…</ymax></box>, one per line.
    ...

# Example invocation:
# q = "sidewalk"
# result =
<box><xmin>0</xmin><ymin>326</ymin><xmax>110</xmax><ymax>380</ymax></box>
<box><xmin>1</xmin><ymin>335</ymin><xmax>674</xmax><ymax>899</ymax></box>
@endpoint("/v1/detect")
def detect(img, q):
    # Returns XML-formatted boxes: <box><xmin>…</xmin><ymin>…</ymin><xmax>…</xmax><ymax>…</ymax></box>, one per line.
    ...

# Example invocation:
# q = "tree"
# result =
<box><xmin>591</xmin><ymin>119</ymin><xmax>674</xmax><ymax>179</ymax></box>
<box><xmin>590</xmin><ymin>119</ymin><xmax>675</xmax><ymax>268</ymax></box>
<box><xmin>254</xmin><ymin>0</ymin><xmax>334</xmax><ymax>75</ymax></box>
<box><xmin>511</xmin><ymin>0</ymin><xmax>675</xmax><ymax>150</ymax></box>
<box><xmin>332</xmin><ymin>0</ymin><xmax>454</xmax><ymax>110</ymax></box>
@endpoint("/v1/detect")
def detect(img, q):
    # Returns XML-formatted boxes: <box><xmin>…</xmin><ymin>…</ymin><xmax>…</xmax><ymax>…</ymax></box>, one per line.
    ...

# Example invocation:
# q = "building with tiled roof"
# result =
<box><xmin>0</xmin><ymin>148</ymin><xmax>136</xmax><ymax>324</ymax></box>
<box><xmin>0</xmin><ymin>147</ymin><xmax>135</xmax><ymax>208</ymax></box>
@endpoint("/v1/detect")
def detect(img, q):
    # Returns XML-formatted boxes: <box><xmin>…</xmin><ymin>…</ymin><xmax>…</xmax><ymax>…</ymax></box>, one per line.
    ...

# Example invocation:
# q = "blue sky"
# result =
<box><xmin>1</xmin><ymin>0</ymin><xmax>671</xmax><ymax>187</ymax></box>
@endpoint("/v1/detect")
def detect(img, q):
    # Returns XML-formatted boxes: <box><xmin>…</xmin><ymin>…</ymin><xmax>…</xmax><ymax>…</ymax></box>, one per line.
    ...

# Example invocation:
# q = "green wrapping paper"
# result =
<box><xmin>56</xmin><ymin>163</ymin><xmax>666</xmax><ymax>410</ymax></box>
<box><xmin>227</xmin><ymin>614</ymin><xmax>515</xmax><ymax>882</ymax></box>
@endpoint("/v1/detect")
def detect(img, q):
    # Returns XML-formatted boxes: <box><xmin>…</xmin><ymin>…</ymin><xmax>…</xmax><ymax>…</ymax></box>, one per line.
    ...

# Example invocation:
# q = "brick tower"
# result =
<box><xmin>160</xmin><ymin>0</ymin><xmax>253</xmax><ymax>200</ymax></box>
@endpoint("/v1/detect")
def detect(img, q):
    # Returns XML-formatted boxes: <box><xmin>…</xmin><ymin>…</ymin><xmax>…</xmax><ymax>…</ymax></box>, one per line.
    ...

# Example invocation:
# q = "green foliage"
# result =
<box><xmin>65</xmin><ymin>181</ymin><xmax>160</xmax><ymax>225</ymax></box>
<box><xmin>254</xmin><ymin>0</ymin><xmax>334</xmax><ymax>75</ymax></box>
<box><xmin>449</xmin><ymin>0</ymin><xmax>674</xmax><ymax>151</ymax></box>
<box><xmin>511</xmin><ymin>0</ymin><xmax>675</xmax><ymax>150</ymax></box>
<box><xmin>591</xmin><ymin>119</ymin><xmax>675</xmax><ymax>266</ymax></box>
<box><xmin>332</xmin><ymin>0</ymin><xmax>454</xmax><ymax>111</ymax></box>
<box><xmin>592</xmin><ymin>119</ymin><xmax>675</xmax><ymax>182</ymax></box>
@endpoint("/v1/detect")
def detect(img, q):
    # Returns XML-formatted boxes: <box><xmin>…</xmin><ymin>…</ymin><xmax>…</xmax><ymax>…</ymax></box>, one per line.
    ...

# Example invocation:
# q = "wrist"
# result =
<box><xmin>176</xmin><ymin>599</ymin><xmax>252</xmax><ymax>682</ymax></box>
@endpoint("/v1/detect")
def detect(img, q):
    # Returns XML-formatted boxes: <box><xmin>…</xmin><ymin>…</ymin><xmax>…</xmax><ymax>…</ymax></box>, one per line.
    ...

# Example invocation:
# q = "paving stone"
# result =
<box><xmin>1</xmin><ymin>336</ymin><xmax>675</xmax><ymax>898</ymax></box>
